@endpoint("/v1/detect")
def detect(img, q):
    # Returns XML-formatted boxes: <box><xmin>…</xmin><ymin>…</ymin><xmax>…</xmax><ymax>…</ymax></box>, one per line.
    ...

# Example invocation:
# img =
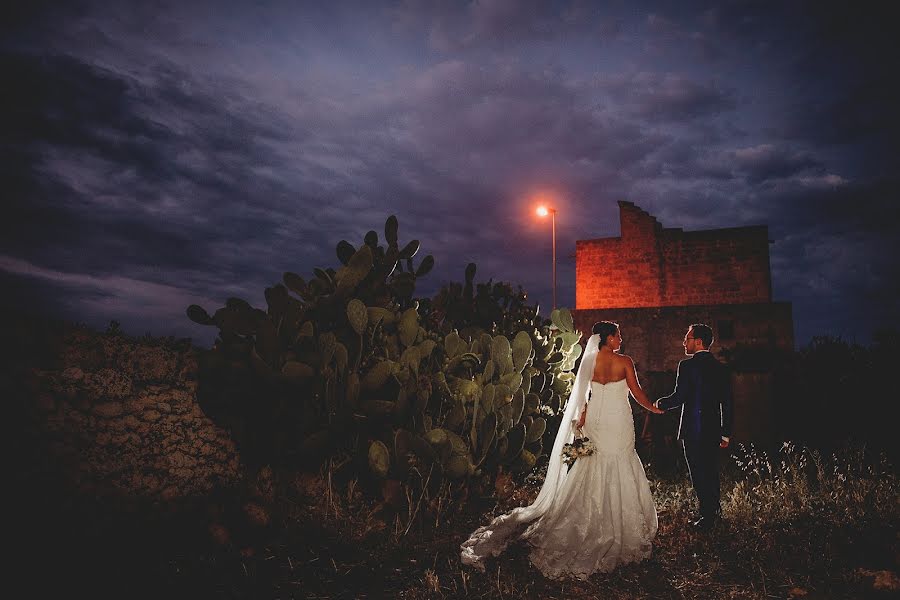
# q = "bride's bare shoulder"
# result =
<box><xmin>615</xmin><ymin>354</ymin><xmax>636</xmax><ymax>367</ymax></box>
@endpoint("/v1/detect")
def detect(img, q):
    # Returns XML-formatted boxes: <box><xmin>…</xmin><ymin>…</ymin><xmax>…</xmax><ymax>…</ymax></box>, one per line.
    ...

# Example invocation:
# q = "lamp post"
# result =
<box><xmin>536</xmin><ymin>205</ymin><xmax>557</xmax><ymax>310</ymax></box>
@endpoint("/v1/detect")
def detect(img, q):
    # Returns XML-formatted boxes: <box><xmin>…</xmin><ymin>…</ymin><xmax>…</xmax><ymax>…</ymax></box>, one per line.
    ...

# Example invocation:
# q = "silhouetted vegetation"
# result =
<box><xmin>187</xmin><ymin>216</ymin><xmax>587</xmax><ymax>536</ymax></box>
<box><xmin>782</xmin><ymin>330</ymin><xmax>900</xmax><ymax>457</ymax></box>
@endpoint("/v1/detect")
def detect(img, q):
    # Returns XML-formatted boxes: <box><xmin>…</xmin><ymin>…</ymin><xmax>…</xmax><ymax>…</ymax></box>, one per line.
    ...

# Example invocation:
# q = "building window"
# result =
<box><xmin>717</xmin><ymin>320</ymin><xmax>734</xmax><ymax>341</ymax></box>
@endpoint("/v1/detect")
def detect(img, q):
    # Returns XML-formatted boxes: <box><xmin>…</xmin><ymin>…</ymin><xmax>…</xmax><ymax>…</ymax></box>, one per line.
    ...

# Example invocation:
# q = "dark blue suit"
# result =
<box><xmin>658</xmin><ymin>351</ymin><xmax>734</xmax><ymax>518</ymax></box>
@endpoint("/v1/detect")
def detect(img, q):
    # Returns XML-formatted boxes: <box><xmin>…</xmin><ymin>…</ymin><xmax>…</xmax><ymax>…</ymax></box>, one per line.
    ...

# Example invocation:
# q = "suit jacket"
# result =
<box><xmin>658</xmin><ymin>351</ymin><xmax>733</xmax><ymax>443</ymax></box>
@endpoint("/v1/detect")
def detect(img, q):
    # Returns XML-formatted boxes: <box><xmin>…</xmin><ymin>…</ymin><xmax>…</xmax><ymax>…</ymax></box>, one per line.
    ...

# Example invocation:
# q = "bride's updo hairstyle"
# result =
<box><xmin>592</xmin><ymin>321</ymin><xmax>619</xmax><ymax>346</ymax></box>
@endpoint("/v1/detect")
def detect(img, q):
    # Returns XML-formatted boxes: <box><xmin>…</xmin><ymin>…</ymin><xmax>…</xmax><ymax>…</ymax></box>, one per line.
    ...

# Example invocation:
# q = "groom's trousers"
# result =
<box><xmin>683</xmin><ymin>439</ymin><xmax>721</xmax><ymax>518</ymax></box>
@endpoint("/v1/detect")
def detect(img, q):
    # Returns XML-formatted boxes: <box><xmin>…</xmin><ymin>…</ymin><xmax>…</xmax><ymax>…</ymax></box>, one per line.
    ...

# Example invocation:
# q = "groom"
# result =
<box><xmin>655</xmin><ymin>324</ymin><xmax>733</xmax><ymax>530</ymax></box>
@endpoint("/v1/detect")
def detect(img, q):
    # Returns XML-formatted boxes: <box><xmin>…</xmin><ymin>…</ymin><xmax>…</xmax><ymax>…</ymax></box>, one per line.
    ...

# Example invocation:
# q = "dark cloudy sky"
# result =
<box><xmin>3</xmin><ymin>0</ymin><xmax>898</xmax><ymax>348</ymax></box>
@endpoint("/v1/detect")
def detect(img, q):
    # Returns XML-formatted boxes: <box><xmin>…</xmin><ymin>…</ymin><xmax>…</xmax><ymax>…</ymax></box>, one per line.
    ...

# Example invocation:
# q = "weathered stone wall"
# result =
<box><xmin>576</xmin><ymin>201</ymin><xmax>772</xmax><ymax>309</ymax></box>
<box><xmin>20</xmin><ymin>325</ymin><xmax>241</xmax><ymax>501</ymax></box>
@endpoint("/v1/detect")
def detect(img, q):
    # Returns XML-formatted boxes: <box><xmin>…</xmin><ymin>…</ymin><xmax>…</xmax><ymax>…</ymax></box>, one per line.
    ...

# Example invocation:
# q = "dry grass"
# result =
<box><xmin>23</xmin><ymin>442</ymin><xmax>900</xmax><ymax>599</ymax></box>
<box><xmin>723</xmin><ymin>442</ymin><xmax>898</xmax><ymax>527</ymax></box>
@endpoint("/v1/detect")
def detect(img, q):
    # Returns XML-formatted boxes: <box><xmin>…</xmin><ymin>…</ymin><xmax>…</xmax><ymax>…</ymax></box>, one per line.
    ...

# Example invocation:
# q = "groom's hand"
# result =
<box><xmin>719</xmin><ymin>436</ymin><xmax>730</xmax><ymax>449</ymax></box>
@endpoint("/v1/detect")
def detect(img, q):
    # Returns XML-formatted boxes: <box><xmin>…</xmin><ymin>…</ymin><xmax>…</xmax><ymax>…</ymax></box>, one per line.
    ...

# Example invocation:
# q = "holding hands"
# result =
<box><xmin>622</xmin><ymin>357</ymin><xmax>665</xmax><ymax>415</ymax></box>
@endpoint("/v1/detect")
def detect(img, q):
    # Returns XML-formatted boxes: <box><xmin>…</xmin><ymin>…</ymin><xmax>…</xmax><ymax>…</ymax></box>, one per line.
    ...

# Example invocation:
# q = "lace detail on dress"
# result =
<box><xmin>460</xmin><ymin>507</ymin><xmax>531</xmax><ymax>571</ymax></box>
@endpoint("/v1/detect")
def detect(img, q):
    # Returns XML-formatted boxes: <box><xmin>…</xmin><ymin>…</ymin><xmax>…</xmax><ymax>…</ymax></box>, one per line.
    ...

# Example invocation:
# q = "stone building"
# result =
<box><xmin>572</xmin><ymin>201</ymin><xmax>794</xmax><ymax>442</ymax></box>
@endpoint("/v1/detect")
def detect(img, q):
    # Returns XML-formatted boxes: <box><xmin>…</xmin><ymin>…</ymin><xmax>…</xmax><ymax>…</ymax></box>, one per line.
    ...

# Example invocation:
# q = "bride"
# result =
<box><xmin>460</xmin><ymin>321</ymin><xmax>663</xmax><ymax>579</ymax></box>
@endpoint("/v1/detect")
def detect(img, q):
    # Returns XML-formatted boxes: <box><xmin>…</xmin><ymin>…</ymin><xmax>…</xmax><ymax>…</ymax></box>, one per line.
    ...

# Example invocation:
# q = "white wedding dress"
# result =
<box><xmin>520</xmin><ymin>379</ymin><xmax>657</xmax><ymax>578</ymax></box>
<box><xmin>461</xmin><ymin>335</ymin><xmax>658</xmax><ymax>580</ymax></box>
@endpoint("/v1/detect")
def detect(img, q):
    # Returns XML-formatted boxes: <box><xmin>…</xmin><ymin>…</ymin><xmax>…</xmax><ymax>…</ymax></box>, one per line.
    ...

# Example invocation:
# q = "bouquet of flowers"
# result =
<box><xmin>562</xmin><ymin>435</ymin><xmax>596</xmax><ymax>465</ymax></box>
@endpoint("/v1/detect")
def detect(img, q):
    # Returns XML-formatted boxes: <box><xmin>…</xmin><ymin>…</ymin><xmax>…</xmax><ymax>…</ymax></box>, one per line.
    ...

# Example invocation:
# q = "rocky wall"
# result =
<box><xmin>18</xmin><ymin>323</ymin><xmax>242</xmax><ymax>501</ymax></box>
<box><xmin>576</xmin><ymin>201</ymin><xmax>772</xmax><ymax>309</ymax></box>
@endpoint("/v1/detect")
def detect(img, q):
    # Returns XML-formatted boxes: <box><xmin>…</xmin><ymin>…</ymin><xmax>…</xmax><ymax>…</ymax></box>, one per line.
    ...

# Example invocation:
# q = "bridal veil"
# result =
<box><xmin>460</xmin><ymin>333</ymin><xmax>601</xmax><ymax>569</ymax></box>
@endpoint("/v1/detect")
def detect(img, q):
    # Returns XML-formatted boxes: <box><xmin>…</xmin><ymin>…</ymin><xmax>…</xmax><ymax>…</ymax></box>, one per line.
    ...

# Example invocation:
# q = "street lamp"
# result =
<box><xmin>536</xmin><ymin>205</ymin><xmax>557</xmax><ymax>310</ymax></box>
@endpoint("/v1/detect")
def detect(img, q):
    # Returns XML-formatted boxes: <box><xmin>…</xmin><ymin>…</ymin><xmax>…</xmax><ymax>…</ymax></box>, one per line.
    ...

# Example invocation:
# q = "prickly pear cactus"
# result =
<box><xmin>187</xmin><ymin>215</ymin><xmax>582</xmax><ymax>501</ymax></box>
